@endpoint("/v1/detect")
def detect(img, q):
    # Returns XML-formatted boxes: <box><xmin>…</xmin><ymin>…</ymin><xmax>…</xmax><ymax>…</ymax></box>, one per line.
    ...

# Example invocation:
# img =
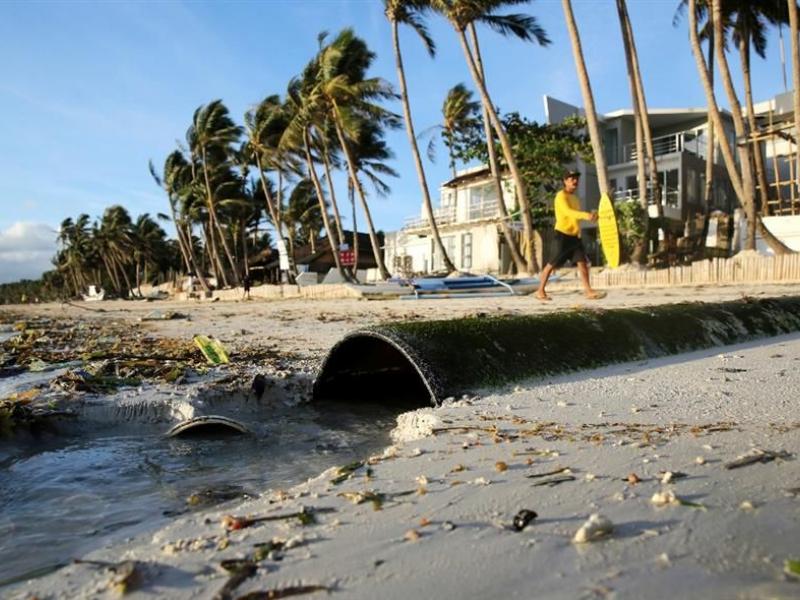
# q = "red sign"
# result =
<box><xmin>339</xmin><ymin>250</ymin><xmax>355</xmax><ymax>267</ymax></box>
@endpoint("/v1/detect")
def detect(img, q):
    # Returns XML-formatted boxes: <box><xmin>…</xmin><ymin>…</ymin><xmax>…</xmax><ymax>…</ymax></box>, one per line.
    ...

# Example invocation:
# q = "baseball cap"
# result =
<box><xmin>563</xmin><ymin>170</ymin><xmax>581</xmax><ymax>179</ymax></box>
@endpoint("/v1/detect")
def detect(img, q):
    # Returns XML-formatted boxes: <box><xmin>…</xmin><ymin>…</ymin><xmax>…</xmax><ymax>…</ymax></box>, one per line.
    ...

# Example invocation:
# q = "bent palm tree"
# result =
<box><xmin>188</xmin><ymin>100</ymin><xmax>243</xmax><ymax>286</ymax></box>
<box><xmin>385</xmin><ymin>0</ymin><xmax>456</xmax><ymax>273</ymax></box>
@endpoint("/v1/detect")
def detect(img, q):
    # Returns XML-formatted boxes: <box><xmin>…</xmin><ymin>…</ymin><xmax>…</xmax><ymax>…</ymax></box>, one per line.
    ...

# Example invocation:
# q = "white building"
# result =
<box><xmin>384</xmin><ymin>165</ymin><xmax>521</xmax><ymax>276</ymax></box>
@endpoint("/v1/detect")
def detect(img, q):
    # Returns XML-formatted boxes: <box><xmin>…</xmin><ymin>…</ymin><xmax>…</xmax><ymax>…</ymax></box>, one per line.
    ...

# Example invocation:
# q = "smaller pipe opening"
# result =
<box><xmin>314</xmin><ymin>335</ymin><xmax>433</xmax><ymax>408</ymax></box>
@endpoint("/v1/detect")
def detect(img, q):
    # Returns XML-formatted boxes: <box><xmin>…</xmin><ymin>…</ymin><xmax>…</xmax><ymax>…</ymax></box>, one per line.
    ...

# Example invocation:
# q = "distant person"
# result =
<box><xmin>536</xmin><ymin>170</ymin><xmax>605</xmax><ymax>301</ymax></box>
<box><xmin>242</xmin><ymin>274</ymin><xmax>251</xmax><ymax>299</ymax></box>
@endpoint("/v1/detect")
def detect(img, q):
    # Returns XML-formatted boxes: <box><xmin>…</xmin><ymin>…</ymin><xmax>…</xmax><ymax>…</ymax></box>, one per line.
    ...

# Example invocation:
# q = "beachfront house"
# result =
<box><xmin>544</xmin><ymin>96</ymin><xmax>737</xmax><ymax>232</ymax></box>
<box><xmin>383</xmin><ymin>165</ymin><xmax>525</xmax><ymax>276</ymax></box>
<box><xmin>385</xmin><ymin>97</ymin><xmax>741</xmax><ymax>276</ymax></box>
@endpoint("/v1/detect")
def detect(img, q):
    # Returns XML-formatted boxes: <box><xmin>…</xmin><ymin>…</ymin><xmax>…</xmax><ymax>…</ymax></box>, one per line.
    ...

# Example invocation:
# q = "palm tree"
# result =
<box><xmin>385</xmin><ymin>0</ymin><xmax>456</xmax><ymax>273</ymax></box>
<box><xmin>187</xmin><ymin>100</ymin><xmax>243</xmax><ymax>286</ymax></box>
<box><xmin>311</xmin><ymin>29</ymin><xmax>398</xmax><ymax>279</ymax></box>
<box><xmin>131</xmin><ymin>213</ymin><xmax>168</xmax><ymax>296</ymax></box>
<box><xmin>348</xmin><ymin>117</ymin><xmax>399</xmax><ymax>279</ymax></box>
<box><xmin>422</xmin><ymin>83</ymin><xmax>482</xmax><ymax>178</ymax></box>
<box><xmin>466</xmin><ymin>22</ymin><xmax>528</xmax><ymax>273</ymax></box>
<box><xmin>432</xmin><ymin>0</ymin><xmax>551</xmax><ymax>274</ymax></box>
<box><xmin>283</xmin><ymin>77</ymin><xmax>350</xmax><ymax>280</ymax></box>
<box><xmin>244</xmin><ymin>95</ymin><xmax>301</xmax><ymax>279</ymax></box>
<box><xmin>93</xmin><ymin>206</ymin><xmax>135</xmax><ymax>296</ymax></box>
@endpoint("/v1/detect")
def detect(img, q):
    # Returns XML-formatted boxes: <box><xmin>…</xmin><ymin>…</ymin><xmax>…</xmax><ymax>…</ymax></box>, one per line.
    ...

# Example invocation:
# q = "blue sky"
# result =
<box><xmin>0</xmin><ymin>0</ymin><xmax>791</xmax><ymax>283</ymax></box>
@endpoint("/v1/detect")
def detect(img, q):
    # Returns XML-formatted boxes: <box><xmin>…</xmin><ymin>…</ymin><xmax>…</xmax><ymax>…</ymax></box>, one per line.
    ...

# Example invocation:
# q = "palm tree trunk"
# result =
<box><xmin>168</xmin><ymin>200</ymin><xmax>193</xmax><ymax>274</ymax></box>
<box><xmin>350</xmin><ymin>179</ymin><xmax>359</xmax><ymax>278</ymax></box>
<box><xmin>303</xmin><ymin>126</ymin><xmax>350</xmax><ymax>280</ymax></box>
<box><xmin>200</xmin><ymin>146</ymin><xmax>239</xmax><ymax>286</ymax></box>
<box><xmin>562</xmin><ymin>0</ymin><xmax>610</xmax><ymax>198</ymax></box>
<box><xmin>617</xmin><ymin>0</ymin><xmax>662</xmax><ymax>220</ymax></box>
<box><xmin>704</xmin><ymin>29</ymin><xmax>715</xmax><ymax>209</ymax></box>
<box><xmin>616</xmin><ymin>0</ymin><xmax>647</xmax><ymax>263</ymax></box>
<box><xmin>183</xmin><ymin>223</ymin><xmax>211</xmax><ymax>292</ymax></box>
<box><xmin>115</xmin><ymin>254</ymin><xmax>134</xmax><ymax>297</ymax></box>
<box><xmin>791</xmin><ymin>0</ymin><xmax>800</xmax><ymax>197</ymax></box>
<box><xmin>240</xmin><ymin>223</ymin><xmax>250</xmax><ymax>278</ymax></box>
<box><xmin>468</xmin><ymin>24</ymin><xmax>528</xmax><ymax>274</ymax></box>
<box><xmin>136</xmin><ymin>257</ymin><xmax>143</xmax><ymax>297</ymax></box>
<box><xmin>711</xmin><ymin>0</ymin><xmax>758</xmax><ymax>250</ymax></box>
<box><xmin>619</xmin><ymin>2</ymin><xmax>662</xmax><ymax>219</ymax></box>
<box><xmin>391</xmin><ymin>17</ymin><xmax>456</xmax><ymax>274</ymax></box>
<box><xmin>254</xmin><ymin>153</ymin><xmax>299</xmax><ymax>279</ymax></box>
<box><xmin>739</xmin><ymin>37</ymin><xmax>771</xmax><ymax>217</ymax></box>
<box><xmin>330</xmin><ymin>103</ymin><xmax>390</xmax><ymax>280</ymax></box>
<box><xmin>320</xmin><ymin>142</ymin><xmax>346</xmax><ymax>250</ymax></box>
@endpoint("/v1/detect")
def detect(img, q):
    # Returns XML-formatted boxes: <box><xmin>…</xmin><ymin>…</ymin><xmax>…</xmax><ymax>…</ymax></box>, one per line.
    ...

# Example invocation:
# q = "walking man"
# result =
<box><xmin>536</xmin><ymin>170</ymin><xmax>605</xmax><ymax>301</ymax></box>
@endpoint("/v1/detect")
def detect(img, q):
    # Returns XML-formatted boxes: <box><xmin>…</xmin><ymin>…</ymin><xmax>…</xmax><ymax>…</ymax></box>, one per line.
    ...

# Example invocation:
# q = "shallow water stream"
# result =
<box><xmin>0</xmin><ymin>400</ymin><xmax>397</xmax><ymax>587</ymax></box>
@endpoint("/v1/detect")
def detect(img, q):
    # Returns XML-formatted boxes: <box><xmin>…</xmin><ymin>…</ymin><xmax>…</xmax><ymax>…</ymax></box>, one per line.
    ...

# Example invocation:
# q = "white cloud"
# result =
<box><xmin>0</xmin><ymin>222</ymin><xmax>57</xmax><ymax>284</ymax></box>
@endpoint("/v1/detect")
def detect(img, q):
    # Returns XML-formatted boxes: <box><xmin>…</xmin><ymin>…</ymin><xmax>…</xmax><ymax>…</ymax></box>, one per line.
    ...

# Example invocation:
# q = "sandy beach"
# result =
<box><xmin>3</xmin><ymin>281</ymin><xmax>800</xmax><ymax>599</ymax></box>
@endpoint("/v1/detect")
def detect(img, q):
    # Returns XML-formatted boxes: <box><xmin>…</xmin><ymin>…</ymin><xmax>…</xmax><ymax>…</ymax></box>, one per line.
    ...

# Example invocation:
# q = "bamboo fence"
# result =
<box><xmin>584</xmin><ymin>254</ymin><xmax>800</xmax><ymax>289</ymax></box>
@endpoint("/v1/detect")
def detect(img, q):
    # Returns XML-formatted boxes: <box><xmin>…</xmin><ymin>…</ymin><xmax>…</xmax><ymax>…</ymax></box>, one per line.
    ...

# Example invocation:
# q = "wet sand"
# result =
<box><xmin>4</xmin><ymin>281</ymin><xmax>800</xmax><ymax>599</ymax></box>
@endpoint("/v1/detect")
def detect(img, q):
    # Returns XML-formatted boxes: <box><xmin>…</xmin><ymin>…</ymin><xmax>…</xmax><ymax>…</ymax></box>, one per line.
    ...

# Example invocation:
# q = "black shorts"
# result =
<box><xmin>548</xmin><ymin>231</ymin><xmax>586</xmax><ymax>268</ymax></box>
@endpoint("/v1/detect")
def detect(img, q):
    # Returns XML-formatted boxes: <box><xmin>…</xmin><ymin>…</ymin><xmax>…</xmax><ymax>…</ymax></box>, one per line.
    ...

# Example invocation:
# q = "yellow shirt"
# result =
<box><xmin>553</xmin><ymin>190</ymin><xmax>592</xmax><ymax>237</ymax></box>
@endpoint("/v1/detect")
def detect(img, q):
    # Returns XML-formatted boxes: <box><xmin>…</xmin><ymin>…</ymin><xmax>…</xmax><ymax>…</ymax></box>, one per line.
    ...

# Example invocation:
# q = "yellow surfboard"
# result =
<box><xmin>597</xmin><ymin>193</ymin><xmax>621</xmax><ymax>268</ymax></box>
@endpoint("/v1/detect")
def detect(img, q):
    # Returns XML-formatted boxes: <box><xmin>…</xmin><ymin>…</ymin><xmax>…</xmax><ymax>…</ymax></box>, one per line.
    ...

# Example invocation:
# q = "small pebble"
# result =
<box><xmin>740</xmin><ymin>500</ymin><xmax>755</xmax><ymax>511</ymax></box>
<box><xmin>404</xmin><ymin>529</ymin><xmax>421</xmax><ymax>542</ymax></box>
<box><xmin>695</xmin><ymin>456</ymin><xmax>706</xmax><ymax>465</ymax></box>
<box><xmin>495</xmin><ymin>461</ymin><xmax>508</xmax><ymax>472</ymax></box>
<box><xmin>651</xmin><ymin>490</ymin><xmax>677</xmax><ymax>506</ymax></box>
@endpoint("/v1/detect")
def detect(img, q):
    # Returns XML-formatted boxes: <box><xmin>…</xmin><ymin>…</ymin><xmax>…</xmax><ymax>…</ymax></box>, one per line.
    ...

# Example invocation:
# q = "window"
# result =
<box><xmin>603</xmin><ymin>128</ymin><xmax>619</xmax><ymax>165</ymax></box>
<box><xmin>461</xmin><ymin>233</ymin><xmax>473</xmax><ymax>270</ymax></box>
<box><xmin>468</xmin><ymin>184</ymin><xmax>498</xmax><ymax>220</ymax></box>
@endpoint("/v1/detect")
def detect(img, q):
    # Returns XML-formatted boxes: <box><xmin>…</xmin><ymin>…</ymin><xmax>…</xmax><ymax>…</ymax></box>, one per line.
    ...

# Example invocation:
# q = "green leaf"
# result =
<box><xmin>784</xmin><ymin>558</ymin><xmax>800</xmax><ymax>578</ymax></box>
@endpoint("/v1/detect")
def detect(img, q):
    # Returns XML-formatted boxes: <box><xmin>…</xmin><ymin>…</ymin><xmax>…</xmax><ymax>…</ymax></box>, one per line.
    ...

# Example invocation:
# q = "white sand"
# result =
<box><xmin>5</xmin><ymin>281</ymin><xmax>800</xmax><ymax>599</ymax></box>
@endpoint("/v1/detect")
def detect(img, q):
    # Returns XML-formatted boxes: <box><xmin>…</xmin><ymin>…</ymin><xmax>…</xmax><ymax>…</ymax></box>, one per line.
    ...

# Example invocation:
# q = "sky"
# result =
<box><xmin>0</xmin><ymin>0</ymin><xmax>792</xmax><ymax>283</ymax></box>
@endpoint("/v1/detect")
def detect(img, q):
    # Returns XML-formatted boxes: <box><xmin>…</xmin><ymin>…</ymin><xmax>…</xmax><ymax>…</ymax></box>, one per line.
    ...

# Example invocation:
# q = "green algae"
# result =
<box><xmin>316</xmin><ymin>296</ymin><xmax>800</xmax><ymax>406</ymax></box>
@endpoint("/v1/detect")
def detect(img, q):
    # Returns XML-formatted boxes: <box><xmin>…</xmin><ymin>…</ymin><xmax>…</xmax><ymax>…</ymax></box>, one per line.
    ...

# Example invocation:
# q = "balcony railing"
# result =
<box><xmin>402</xmin><ymin>198</ymin><xmax>503</xmax><ymax>231</ymax></box>
<box><xmin>403</xmin><ymin>205</ymin><xmax>457</xmax><ymax>231</ymax></box>
<box><xmin>613</xmin><ymin>186</ymin><xmax>680</xmax><ymax>208</ymax></box>
<box><xmin>620</xmin><ymin>132</ymin><xmax>707</xmax><ymax>164</ymax></box>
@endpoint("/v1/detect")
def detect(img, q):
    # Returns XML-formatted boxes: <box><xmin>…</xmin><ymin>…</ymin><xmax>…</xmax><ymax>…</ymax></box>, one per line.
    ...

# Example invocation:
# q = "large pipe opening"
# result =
<box><xmin>313</xmin><ymin>333</ymin><xmax>434</xmax><ymax>408</ymax></box>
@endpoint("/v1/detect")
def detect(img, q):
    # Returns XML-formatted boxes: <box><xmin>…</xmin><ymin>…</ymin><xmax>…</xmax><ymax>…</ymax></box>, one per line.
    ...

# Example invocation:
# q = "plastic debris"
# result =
<box><xmin>193</xmin><ymin>335</ymin><xmax>230</xmax><ymax>365</ymax></box>
<box><xmin>512</xmin><ymin>509</ymin><xmax>538</xmax><ymax>532</ymax></box>
<box><xmin>573</xmin><ymin>514</ymin><xmax>613</xmax><ymax>543</ymax></box>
